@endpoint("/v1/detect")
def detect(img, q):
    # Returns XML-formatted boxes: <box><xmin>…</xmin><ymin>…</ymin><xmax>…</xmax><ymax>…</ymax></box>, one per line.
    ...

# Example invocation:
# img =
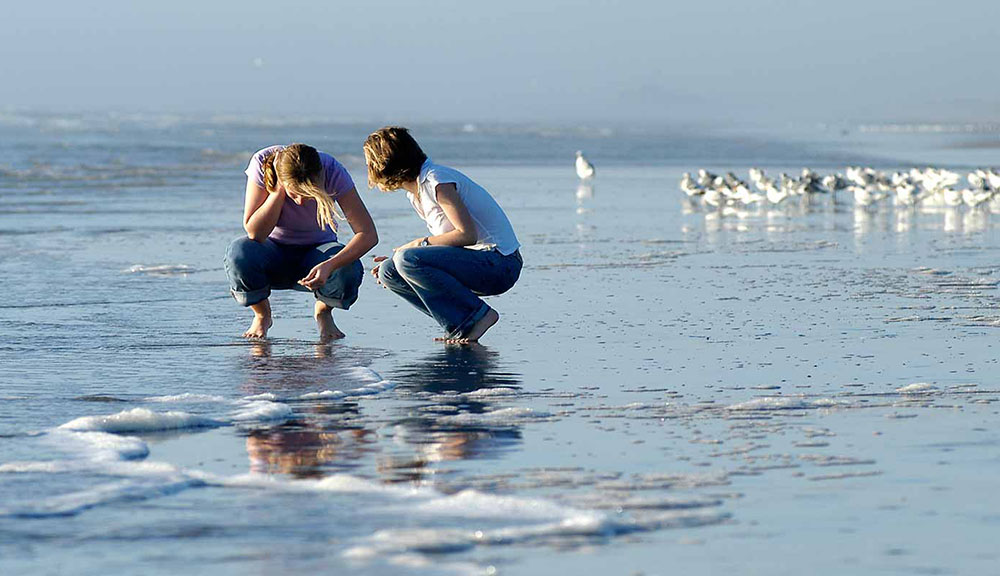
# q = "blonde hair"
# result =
<box><xmin>262</xmin><ymin>143</ymin><xmax>342</xmax><ymax>229</ymax></box>
<box><xmin>363</xmin><ymin>126</ymin><xmax>427</xmax><ymax>191</ymax></box>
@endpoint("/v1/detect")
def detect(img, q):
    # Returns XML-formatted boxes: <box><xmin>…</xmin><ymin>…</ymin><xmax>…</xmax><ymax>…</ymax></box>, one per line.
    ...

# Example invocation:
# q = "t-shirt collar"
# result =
<box><xmin>417</xmin><ymin>159</ymin><xmax>433</xmax><ymax>185</ymax></box>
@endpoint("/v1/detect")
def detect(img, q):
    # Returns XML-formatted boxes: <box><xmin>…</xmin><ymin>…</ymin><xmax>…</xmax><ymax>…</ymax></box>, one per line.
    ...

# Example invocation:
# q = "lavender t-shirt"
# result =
<box><xmin>244</xmin><ymin>145</ymin><xmax>356</xmax><ymax>245</ymax></box>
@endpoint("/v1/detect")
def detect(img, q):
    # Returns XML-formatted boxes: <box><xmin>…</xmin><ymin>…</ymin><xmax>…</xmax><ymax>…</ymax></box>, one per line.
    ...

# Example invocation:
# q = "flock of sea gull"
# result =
<box><xmin>679</xmin><ymin>167</ymin><xmax>1000</xmax><ymax>209</ymax></box>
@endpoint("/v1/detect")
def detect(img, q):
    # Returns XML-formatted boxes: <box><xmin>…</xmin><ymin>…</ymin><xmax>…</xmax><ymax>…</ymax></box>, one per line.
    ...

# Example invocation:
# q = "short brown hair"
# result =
<box><xmin>363</xmin><ymin>126</ymin><xmax>427</xmax><ymax>191</ymax></box>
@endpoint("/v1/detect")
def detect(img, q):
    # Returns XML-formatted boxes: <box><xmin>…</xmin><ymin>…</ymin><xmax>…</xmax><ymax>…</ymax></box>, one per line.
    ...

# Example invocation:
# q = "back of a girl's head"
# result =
<box><xmin>363</xmin><ymin>126</ymin><xmax>427</xmax><ymax>190</ymax></box>
<box><xmin>264</xmin><ymin>143</ymin><xmax>341</xmax><ymax>229</ymax></box>
<box><xmin>275</xmin><ymin>143</ymin><xmax>322</xmax><ymax>185</ymax></box>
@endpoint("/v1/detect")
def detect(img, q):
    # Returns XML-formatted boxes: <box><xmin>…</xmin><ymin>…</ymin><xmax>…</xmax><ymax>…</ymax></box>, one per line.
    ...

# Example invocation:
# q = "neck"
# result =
<box><xmin>401</xmin><ymin>180</ymin><xmax>420</xmax><ymax>194</ymax></box>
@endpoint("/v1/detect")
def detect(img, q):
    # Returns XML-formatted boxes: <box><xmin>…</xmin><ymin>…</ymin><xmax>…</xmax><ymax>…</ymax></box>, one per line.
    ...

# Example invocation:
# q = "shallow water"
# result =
<box><xmin>2</xmin><ymin>116</ymin><xmax>1000</xmax><ymax>575</ymax></box>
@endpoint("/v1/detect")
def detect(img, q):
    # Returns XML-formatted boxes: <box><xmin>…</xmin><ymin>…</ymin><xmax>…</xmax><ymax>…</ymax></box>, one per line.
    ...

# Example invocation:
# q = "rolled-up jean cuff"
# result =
<box><xmin>449</xmin><ymin>302</ymin><xmax>490</xmax><ymax>339</ymax></box>
<box><xmin>315</xmin><ymin>293</ymin><xmax>348</xmax><ymax>310</ymax></box>
<box><xmin>232</xmin><ymin>287</ymin><xmax>270</xmax><ymax>307</ymax></box>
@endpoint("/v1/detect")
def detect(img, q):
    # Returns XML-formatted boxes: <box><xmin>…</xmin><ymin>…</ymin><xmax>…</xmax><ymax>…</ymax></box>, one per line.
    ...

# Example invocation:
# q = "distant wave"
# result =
<box><xmin>858</xmin><ymin>122</ymin><xmax>1000</xmax><ymax>134</ymax></box>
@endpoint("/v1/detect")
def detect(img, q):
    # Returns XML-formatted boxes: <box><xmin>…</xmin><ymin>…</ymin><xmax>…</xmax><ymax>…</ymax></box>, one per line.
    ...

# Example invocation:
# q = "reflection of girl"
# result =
<box><xmin>365</xmin><ymin>127</ymin><xmax>522</xmax><ymax>343</ymax></box>
<box><xmin>246</xmin><ymin>427</ymin><xmax>372</xmax><ymax>479</ymax></box>
<box><xmin>225</xmin><ymin>144</ymin><xmax>377</xmax><ymax>341</ymax></box>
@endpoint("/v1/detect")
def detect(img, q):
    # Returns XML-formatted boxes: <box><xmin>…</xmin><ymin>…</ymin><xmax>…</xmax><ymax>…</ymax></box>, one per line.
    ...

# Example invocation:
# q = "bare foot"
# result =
<box><xmin>243</xmin><ymin>314</ymin><xmax>272</xmax><ymax>340</ymax></box>
<box><xmin>244</xmin><ymin>299</ymin><xmax>273</xmax><ymax>340</ymax></box>
<box><xmin>437</xmin><ymin>308</ymin><xmax>499</xmax><ymax>344</ymax></box>
<box><xmin>315</xmin><ymin>301</ymin><xmax>346</xmax><ymax>342</ymax></box>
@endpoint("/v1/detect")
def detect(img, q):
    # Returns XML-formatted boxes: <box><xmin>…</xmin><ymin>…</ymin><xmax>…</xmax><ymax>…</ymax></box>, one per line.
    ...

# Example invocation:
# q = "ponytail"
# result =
<box><xmin>262</xmin><ymin>151</ymin><xmax>280</xmax><ymax>193</ymax></box>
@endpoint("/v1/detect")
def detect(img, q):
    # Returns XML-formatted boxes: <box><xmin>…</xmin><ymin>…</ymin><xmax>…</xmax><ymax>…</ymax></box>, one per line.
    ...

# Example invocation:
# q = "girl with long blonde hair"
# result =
<box><xmin>225</xmin><ymin>143</ymin><xmax>378</xmax><ymax>341</ymax></box>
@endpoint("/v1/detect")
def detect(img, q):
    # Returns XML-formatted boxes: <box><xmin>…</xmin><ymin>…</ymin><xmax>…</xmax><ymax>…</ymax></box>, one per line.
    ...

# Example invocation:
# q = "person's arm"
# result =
<box><xmin>299</xmin><ymin>187</ymin><xmax>379</xmax><ymax>289</ymax></box>
<box><xmin>397</xmin><ymin>183</ymin><xmax>477</xmax><ymax>249</ymax></box>
<box><xmin>243</xmin><ymin>178</ymin><xmax>285</xmax><ymax>242</ymax></box>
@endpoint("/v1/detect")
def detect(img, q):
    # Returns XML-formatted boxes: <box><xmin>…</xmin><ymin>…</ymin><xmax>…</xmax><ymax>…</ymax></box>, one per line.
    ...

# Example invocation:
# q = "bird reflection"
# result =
<box><xmin>576</xmin><ymin>181</ymin><xmax>594</xmax><ymax>215</ymax></box>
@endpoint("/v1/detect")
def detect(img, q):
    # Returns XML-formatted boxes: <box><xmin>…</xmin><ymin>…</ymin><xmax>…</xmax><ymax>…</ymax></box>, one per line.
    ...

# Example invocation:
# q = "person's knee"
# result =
<box><xmin>320</xmin><ymin>260</ymin><xmax>363</xmax><ymax>296</ymax></box>
<box><xmin>379</xmin><ymin>254</ymin><xmax>408</xmax><ymax>288</ymax></box>
<box><xmin>316</xmin><ymin>260</ymin><xmax>363</xmax><ymax>309</ymax></box>
<box><xmin>225</xmin><ymin>236</ymin><xmax>262</xmax><ymax>272</ymax></box>
<box><xmin>393</xmin><ymin>248</ymin><xmax>424</xmax><ymax>276</ymax></box>
<box><xmin>379</xmin><ymin>253</ymin><xmax>397</xmax><ymax>279</ymax></box>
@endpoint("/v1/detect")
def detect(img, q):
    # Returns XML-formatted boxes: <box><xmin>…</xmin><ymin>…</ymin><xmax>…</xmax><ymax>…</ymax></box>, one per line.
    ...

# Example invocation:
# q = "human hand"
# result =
<box><xmin>396</xmin><ymin>237</ymin><xmax>426</xmax><ymax>251</ymax></box>
<box><xmin>299</xmin><ymin>259</ymin><xmax>336</xmax><ymax>290</ymax></box>
<box><xmin>371</xmin><ymin>255</ymin><xmax>388</xmax><ymax>286</ymax></box>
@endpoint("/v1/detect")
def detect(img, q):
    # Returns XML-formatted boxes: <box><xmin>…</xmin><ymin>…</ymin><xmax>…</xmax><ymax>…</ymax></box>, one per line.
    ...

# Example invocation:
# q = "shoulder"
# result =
<box><xmin>250</xmin><ymin>145</ymin><xmax>282</xmax><ymax>165</ymax></box>
<box><xmin>317</xmin><ymin>151</ymin><xmax>346</xmax><ymax>172</ymax></box>
<box><xmin>246</xmin><ymin>145</ymin><xmax>282</xmax><ymax>175</ymax></box>
<box><xmin>318</xmin><ymin>151</ymin><xmax>355</xmax><ymax>196</ymax></box>
<box><xmin>423</xmin><ymin>163</ymin><xmax>463</xmax><ymax>188</ymax></box>
<box><xmin>245</xmin><ymin>146</ymin><xmax>281</xmax><ymax>185</ymax></box>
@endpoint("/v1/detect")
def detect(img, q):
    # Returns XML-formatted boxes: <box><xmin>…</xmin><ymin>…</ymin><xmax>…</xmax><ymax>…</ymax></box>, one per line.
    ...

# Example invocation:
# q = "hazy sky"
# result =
<box><xmin>3</xmin><ymin>0</ymin><xmax>998</xmax><ymax>124</ymax></box>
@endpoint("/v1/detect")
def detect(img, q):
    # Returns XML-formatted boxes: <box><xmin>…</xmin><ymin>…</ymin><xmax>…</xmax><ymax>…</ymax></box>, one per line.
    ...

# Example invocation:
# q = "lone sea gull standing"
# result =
<box><xmin>576</xmin><ymin>151</ymin><xmax>595</xmax><ymax>180</ymax></box>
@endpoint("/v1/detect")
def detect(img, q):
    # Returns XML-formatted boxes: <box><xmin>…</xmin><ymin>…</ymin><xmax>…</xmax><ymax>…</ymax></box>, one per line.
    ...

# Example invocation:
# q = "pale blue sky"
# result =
<box><xmin>3</xmin><ymin>0</ymin><xmax>998</xmax><ymax>124</ymax></box>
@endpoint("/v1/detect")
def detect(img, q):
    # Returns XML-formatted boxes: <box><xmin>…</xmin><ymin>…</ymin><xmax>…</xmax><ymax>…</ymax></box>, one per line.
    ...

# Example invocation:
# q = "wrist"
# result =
<box><xmin>419</xmin><ymin>236</ymin><xmax>431</xmax><ymax>247</ymax></box>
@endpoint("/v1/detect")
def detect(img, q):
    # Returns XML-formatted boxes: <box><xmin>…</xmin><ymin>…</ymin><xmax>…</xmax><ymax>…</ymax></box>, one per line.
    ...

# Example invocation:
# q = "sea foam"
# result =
<box><xmin>0</xmin><ymin>477</ymin><xmax>204</xmax><ymax>519</ymax></box>
<box><xmin>726</xmin><ymin>396</ymin><xmax>844</xmax><ymax>411</ymax></box>
<box><xmin>895</xmin><ymin>382</ymin><xmax>938</xmax><ymax>394</ymax></box>
<box><xmin>229</xmin><ymin>400</ymin><xmax>293</xmax><ymax>423</ymax></box>
<box><xmin>298</xmin><ymin>380</ymin><xmax>396</xmax><ymax>400</ymax></box>
<box><xmin>58</xmin><ymin>408</ymin><xmax>222</xmax><ymax>433</ymax></box>
<box><xmin>144</xmin><ymin>393</ymin><xmax>228</xmax><ymax>403</ymax></box>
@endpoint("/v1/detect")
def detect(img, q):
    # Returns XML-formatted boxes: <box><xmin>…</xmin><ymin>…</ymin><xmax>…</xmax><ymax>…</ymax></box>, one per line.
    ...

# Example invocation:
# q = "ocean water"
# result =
<box><xmin>1</xmin><ymin>112</ymin><xmax>1000</xmax><ymax>575</ymax></box>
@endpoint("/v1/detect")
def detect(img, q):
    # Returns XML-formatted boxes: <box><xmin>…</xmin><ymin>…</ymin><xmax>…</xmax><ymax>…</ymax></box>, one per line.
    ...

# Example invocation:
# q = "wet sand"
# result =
<box><xmin>1</xmin><ymin>121</ymin><xmax>1000</xmax><ymax>574</ymax></box>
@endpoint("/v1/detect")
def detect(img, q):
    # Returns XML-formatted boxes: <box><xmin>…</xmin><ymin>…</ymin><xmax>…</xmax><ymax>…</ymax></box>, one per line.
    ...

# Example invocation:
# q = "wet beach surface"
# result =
<box><xmin>1</xmin><ymin>118</ymin><xmax>999</xmax><ymax>574</ymax></box>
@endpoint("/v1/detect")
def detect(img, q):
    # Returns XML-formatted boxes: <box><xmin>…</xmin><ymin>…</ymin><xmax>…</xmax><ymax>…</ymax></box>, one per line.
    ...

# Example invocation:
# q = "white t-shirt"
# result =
<box><xmin>407</xmin><ymin>160</ymin><xmax>521</xmax><ymax>255</ymax></box>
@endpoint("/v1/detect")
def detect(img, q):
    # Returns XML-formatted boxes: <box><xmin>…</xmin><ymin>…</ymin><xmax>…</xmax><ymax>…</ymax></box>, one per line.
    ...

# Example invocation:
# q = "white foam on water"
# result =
<box><xmin>726</xmin><ymin>396</ymin><xmax>845</xmax><ymax>411</ymax></box>
<box><xmin>896</xmin><ymin>382</ymin><xmax>939</xmax><ymax>394</ymax></box>
<box><xmin>55</xmin><ymin>430</ymin><xmax>150</xmax><ymax>461</ymax></box>
<box><xmin>58</xmin><ymin>408</ymin><xmax>222</xmax><ymax>433</ymax></box>
<box><xmin>298</xmin><ymin>390</ymin><xmax>346</xmax><ymax>400</ymax></box>
<box><xmin>345</xmin><ymin>507</ymin><xmax>730</xmax><ymax>560</ymax></box>
<box><xmin>347</xmin><ymin>366</ymin><xmax>384</xmax><ymax>383</ymax></box>
<box><xmin>411</xmin><ymin>489</ymin><xmax>583</xmax><ymax>521</ymax></box>
<box><xmin>0</xmin><ymin>460</ymin><xmax>88</xmax><ymax>474</ymax></box>
<box><xmin>56</xmin><ymin>401</ymin><xmax>293</xmax><ymax>435</ymax></box>
<box><xmin>311</xmin><ymin>474</ymin><xmax>426</xmax><ymax>497</ymax></box>
<box><xmin>0</xmin><ymin>476</ymin><xmax>203</xmax><ymax>519</ymax></box>
<box><xmin>437</xmin><ymin>407</ymin><xmax>552</xmax><ymax>426</ymax></box>
<box><xmin>345</xmin><ymin>380</ymin><xmax>397</xmax><ymax>397</ymax></box>
<box><xmin>463</xmin><ymin>387</ymin><xmax>520</xmax><ymax>398</ymax></box>
<box><xmin>144</xmin><ymin>393</ymin><xmax>229</xmax><ymax>403</ymax></box>
<box><xmin>204</xmin><ymin>472</ymin><xmax>426</xmax><ymax>499</ymax></box>
<box><xmin>216</xmin><ymin>470</ymin><xmax>729</xmax><ymax>562</ymax></box>
<box><xmin>386</xmin><ymin>554</ymin><xmax>487</xmax><ymax>576</ymax></box>
<box><xmin>568</xmin><ymin>494</ymin><xmax>724</xmax><ymax>511</ymax></box>
<box><xmin>298</xmin><ymin>380</ymin><xmax>396</xmax><ymax>401</ymax></box>
<box><xmin>229</xmin><ymin>400</ymin><xmax>293</xmax><ymax>423</ymax></box>
<box><xmin>365</xmin><ymin>528</ymin><xmax>479</xmax><ymax>554</ymax></box>
<box><xmin>243</xmin><ymin>392</ymin><xmax>278</xmax><ymax>401</ymax></box>
<box><xmin>125</xmin><ymin>264</ymin><xmax>196</xmax><ymax>276</ymax></box>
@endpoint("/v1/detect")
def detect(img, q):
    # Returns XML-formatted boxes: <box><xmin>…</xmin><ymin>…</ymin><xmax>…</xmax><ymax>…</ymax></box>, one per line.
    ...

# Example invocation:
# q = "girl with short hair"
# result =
<box><xmin>364</xmin><ymin>127</ymin><xmax>522</xmax><ymax>343</ymax></box>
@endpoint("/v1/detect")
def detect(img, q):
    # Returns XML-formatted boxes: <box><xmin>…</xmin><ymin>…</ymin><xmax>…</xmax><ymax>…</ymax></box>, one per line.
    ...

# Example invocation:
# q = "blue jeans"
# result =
<box><xmin>224</xmin><ymin>236</ymin><xmax>363</xmax><ymax>309</ymax></box>
<box><xmin>378</xmin><ymin>246</ymin><xmax>522</xmax><ymax>338</ymax></box>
